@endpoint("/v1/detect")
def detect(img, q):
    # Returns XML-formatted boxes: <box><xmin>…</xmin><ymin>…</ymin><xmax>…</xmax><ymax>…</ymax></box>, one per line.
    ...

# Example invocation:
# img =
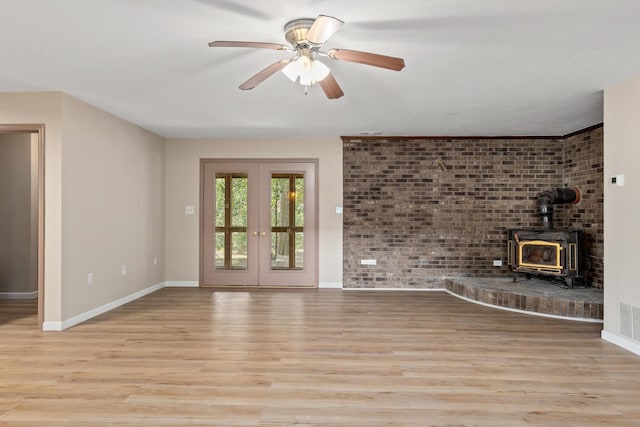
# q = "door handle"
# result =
<box><xmin>260</xmin><ymin>231</ymin><xmax>266</xmax><ymax>237</ymax></box>
<box><xmin>252</xmin><ymin>231</ymin><xmax>258</xmax><ymax>236</ymax></box>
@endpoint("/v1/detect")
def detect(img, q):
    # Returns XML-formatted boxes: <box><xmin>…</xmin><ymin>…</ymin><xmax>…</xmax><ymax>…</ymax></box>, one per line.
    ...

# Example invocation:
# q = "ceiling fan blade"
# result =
<box><xmin>306</xmin><ymin>15</ymin><xmax>344</xmax><ymax>45</ymax></box>
<box><xmin>209</xmin><ymin>40</ymin><xmax>289</xmax><ymax>50</ymax></box>
<box><xmin>328</xmin><ymin>48</ymin><xmax>405</xmax><ymax>71</ymax></box>
<box><xmin>318</xmin><ymin>72</ymin><xmax>344</xmax><ymax>99</ymax></box>
<box><xmin>238</xmin><ymin>60</ymin><xmax>291</xmax><ymax>90</ymax></box>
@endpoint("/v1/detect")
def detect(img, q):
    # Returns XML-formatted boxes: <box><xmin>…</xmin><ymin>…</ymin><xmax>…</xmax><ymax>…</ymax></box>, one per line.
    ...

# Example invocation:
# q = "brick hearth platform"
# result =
<box><xmin>445</xmin><ymin>277</ymin><xmax>603</xmax><ymax>322</ymax></box>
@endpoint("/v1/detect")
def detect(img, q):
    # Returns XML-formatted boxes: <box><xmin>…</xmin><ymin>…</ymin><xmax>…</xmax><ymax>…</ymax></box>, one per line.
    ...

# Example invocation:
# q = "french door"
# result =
<box><xmin>200</xmin><ymin>160</ymin><xmax>317</xmax><ymax>286</ymax></box>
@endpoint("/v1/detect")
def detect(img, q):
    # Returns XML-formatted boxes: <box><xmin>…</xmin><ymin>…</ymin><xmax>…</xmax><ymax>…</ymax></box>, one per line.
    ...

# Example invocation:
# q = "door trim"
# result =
<box><xmin>0</xmin><ymin>124</ymin><xmax>45</xmax><ymax>328</ymax></box>
<box><xmin>199</xmin><ymin>158</ymin><xmax>319</xmax><ymax>287</ymax></box>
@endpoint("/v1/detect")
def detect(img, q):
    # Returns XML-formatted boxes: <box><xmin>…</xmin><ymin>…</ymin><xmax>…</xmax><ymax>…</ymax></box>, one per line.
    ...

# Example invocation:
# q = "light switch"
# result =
<box><xmin>185</xmin><ymin>205</ymin><xmax>195</xmax><ymax>215</ymax></box>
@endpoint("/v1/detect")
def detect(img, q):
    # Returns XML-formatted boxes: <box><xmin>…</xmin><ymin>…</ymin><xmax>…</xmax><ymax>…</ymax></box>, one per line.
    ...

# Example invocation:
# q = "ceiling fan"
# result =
<box><xmin>208</xmin><ymin>15</ymin><xmax>405</xmax><ymax>99</ymax></box>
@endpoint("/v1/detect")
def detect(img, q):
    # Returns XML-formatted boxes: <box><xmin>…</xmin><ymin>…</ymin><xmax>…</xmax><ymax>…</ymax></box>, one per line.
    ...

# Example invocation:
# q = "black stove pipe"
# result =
<box><xmin>536</xmin><ymin>187</ymin><xmax>581</xmax><ymax>229</ymax></box>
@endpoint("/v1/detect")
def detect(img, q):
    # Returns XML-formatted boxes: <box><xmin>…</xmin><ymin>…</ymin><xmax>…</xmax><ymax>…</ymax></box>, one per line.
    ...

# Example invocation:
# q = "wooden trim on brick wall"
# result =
<box><xmin>562</xmin><ymin>123</ymin><xmax>603</xmax><ymax>139</ymax></box>
<box><xmin>341</xmin><ymin>123</ymin><xmax>604</xmax><ymax>141</ymax></box>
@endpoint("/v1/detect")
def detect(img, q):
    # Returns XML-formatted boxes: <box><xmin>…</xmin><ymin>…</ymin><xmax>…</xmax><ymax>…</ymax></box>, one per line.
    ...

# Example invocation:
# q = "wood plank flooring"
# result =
<box><xmin>1</xmin><ymin>288</ymin><xmax>639</xmax><ymax>426</ymax></box>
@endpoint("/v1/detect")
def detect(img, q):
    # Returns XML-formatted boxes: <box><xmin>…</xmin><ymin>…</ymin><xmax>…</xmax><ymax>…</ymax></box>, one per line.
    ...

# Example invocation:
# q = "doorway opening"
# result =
<box><xmin>0</xmin><ymin>124</ymin><xmax>45</xmax><ymax>328</ymax></box>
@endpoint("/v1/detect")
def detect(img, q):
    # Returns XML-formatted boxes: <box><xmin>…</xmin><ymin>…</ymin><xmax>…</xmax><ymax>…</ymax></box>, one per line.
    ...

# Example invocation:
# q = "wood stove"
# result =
<box><xmin>508</xmin><ymin>228</ymin><xmax>584</xmax><ymax>288</ymax></box>
<box><xmin>506</xmin><ymin>186</ymin><xmax>586</xmax><ymax>288</ymax></box>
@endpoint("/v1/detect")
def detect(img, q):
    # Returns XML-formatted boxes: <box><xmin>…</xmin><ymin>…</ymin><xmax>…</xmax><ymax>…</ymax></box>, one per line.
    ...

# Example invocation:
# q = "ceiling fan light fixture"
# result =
<box><xmin>281</xmin><ymin>55</ymin><xmax>330</xmax><ymax>86</ymax></box>
<box><xmin>311</xmin><ymin>59</ymin><xmax>330</xmax><ymax>81</ymax></box>
<box><xmin>281</xmin><ymin>56</ymin><xmax>306</xmax><ymax>82</ymax></box>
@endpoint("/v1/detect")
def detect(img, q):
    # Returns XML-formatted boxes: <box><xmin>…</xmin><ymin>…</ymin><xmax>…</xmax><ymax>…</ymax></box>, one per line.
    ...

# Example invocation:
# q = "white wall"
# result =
<box><xmin>602</xmin><ymin>74</ymin><xmax>640</xmax><ymax>355</ymax></box>
<box><xmin>165</xmin><ymin>138</ymin><xmax>343</xmax><ymax>287</ymax></box>
<box><xmin>60</xmin><ymin>94</ymin><xmax>166</xmax><ymax>320</ymax></box>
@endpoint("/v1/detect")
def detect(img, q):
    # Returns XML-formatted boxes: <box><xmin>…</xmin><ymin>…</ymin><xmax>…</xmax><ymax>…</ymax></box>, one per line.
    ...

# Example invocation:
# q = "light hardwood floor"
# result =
<box><xmin>1</xmin><ymin>288</ymin><xmax>639</xmax><ymax>426</ymax></box>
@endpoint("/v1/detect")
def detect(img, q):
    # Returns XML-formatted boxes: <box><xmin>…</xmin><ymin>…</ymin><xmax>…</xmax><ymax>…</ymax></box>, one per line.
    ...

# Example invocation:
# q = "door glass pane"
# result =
<box><xmin>271</xmin><ymin>177</ymin><xmax>290</xmax><ymax>227</ymax></box>
<box><xmin>215</xmin><ymin>177</ymin><xmax>225</xmax><ymax>227</ymax></box>
<box><xmin>231</xmin><ymin>177</ymin><xmax>247</xmax><ymax>227</ymax></box>
<box><xmin>271</xmin><ymin>232</ymin><xmax>290</xmax><ymax>269</ymax></box>
<box><xmin>231</xmin><ymin>231</ymin><xmax>247</xmax><ymax>269</ymax></box>
<box><xmin>295</xmin><ymin>232</ymin><xmax>304</xmax><ymax>269</ymax></box>
<box><xmin>215</xmin><ymin>232</ymin><xmax>225</xmax><ymax>269</ymax></box>
<box><xmin>215</xmin><ymin>173</ymin><xmax>248</xmax><ymax>270</ymax></box>
<box><xmin>295</xmin><ymin>177</ymin><xmax>304</xmax><ymax>227</ymax></box>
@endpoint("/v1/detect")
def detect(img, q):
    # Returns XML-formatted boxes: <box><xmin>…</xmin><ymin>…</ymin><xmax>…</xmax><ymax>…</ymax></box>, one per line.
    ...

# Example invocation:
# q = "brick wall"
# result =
<box><xmin>343</xmin><ymin>126</ymin><xmax>604</xmax><ymax>289</ymax></box>
<box><xmin>555</xmin><ymin>126</ymin><xmax>604</xmax><ymax>288</ymax></box>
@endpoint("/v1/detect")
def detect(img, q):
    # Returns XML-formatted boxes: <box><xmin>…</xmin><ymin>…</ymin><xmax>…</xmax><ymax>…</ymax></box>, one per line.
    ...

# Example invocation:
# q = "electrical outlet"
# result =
<box><xmin>493</xmin><ymin>259</ymin><xmax>503</xmax><ymax>267</ymax></box>
<box><xmin>360</xmin><ymin>259</ymin><xmax>377</xmax><ymax>265</ymax></box>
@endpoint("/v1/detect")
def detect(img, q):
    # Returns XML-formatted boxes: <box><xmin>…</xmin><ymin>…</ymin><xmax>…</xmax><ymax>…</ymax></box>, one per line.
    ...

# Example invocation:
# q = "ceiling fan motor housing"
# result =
<box><xmin>284</xmin><ymin>18</ymin><xmax>316</xmax><ymax>48</ymax></box>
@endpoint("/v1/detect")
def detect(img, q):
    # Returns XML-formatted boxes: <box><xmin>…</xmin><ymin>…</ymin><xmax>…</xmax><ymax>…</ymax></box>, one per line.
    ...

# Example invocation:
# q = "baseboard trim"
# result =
<box><xmin>165</xmin><ymin>281</ymin><xmax>199</xmax><ymax>287</ymax></box>
<box><xmin>319</xmin><ymin>282</ymin><xmax>343</xmax><ymax>289</ymax></box>
<box><xmin>0</xmin><ymin>291</ymin><xmax>38</xmax><ymax>300</ymax></box>
<box><xmin>43</xmin><ymin>282</ymin><xmax>166</xmax><ymax>331</ymax></box>
<box><xmin>602</xmin><ymin>330</ymin><xmax>640</xmax><ymax>357</ymax></box>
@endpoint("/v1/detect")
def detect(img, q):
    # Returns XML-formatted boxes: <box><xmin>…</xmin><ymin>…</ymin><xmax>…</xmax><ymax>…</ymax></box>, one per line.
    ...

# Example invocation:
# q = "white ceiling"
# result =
<box><xmin>1</xmin><ymin>0</ymin><xmax>639</xmax><ymax>138</ymax></box>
